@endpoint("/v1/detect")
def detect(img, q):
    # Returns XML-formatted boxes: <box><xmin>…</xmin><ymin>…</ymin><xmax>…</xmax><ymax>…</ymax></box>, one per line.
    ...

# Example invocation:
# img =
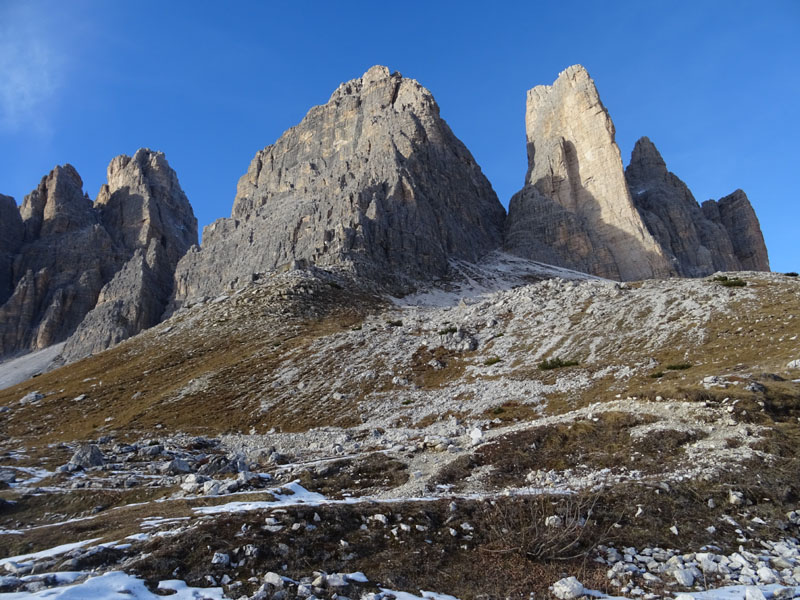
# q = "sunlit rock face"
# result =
<box><xmin>171</xmin><ymin>65</ymin><xmax>506</xmax><ymax>305</ymax></box>
<box><xmin>505</xmin><ymin>65</ymin><xmax>673</xmax><ymax>281</ymax></box>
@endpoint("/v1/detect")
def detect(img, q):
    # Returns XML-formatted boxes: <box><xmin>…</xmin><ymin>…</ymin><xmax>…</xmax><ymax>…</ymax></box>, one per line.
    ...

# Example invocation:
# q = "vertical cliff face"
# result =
<box><xmin>625</xmin><ymin>137</ymin><xmax>739</xmax><ymax>276</ymax></box>
<box><xmin>62</xmin><ymin>150</ymin><xmax>198</xmax><ymax>361</ymax></box>
<box><xmin>0</xmin><ymin>166</ymin><xmax>116</xmax><ymax>355</ymax></box>
<box><xmin>703</xmin><ymin>190</ymin><xmax>770</xmax><ymax>272</ymax></box>
<box><xmin>172</xmin><ymin>65</ymin><xmax>506</xmax><ymax>305</ymax></box>
<box><xmin>626</xmin><ymin>137</ymin><xmax>769</xmax><ymax>275</ymax></box>
<box><xmin>505</xmin><ymin>65</ymin><xmax>673</xmax><ymax>281</ymax></box>
<box><xmin>0</xmin><ymin>195</ymin><xmax>24</xmax><ymax>305</ymax></box>
<box><xmin>0</xmin><ymin>150</ymin><xmax>197</xmax><ymax>361</ymax></box>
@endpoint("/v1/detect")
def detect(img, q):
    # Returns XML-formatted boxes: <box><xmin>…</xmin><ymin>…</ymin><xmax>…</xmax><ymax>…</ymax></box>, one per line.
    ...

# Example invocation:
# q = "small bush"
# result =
<box><xmin>438</xmin><ymin>326</ymin><xmax>458</xmax><ymax>335</ymax></box>
<box><xmin>538</xmin><ymin>357</ymin><xmax>579</xmax><ymax>371</ymax></box>
<box><xmin>401</xmin><ymin>399</ymin><xmax>413</xmax><ymax>406</ymax></box>
<box><xmin>387</xmin><ymin>319</ymin><xmax>403</xmax><ymax>327</ymax></box>
<box><xmin>721</xmin><ymin>278</ymin><xmax>746</xmax><ymax>287</ymax></box>
<box><xmin>650</xmin><ymin>371</ymin><xmax>664</xmax><ymax>379</ymax></box>
<box><xmin>484</xmin><ymin>357</ymin><xmax>502</xmax><ymax>366</ymax></box>
<box><xmin>666</xmin><ymin>363</ymin><xmax>692</xmax><ymax>371</ymax></box>
<box><xmin>479</xmin><ymin>492</ymin><xmax>607</xmax><ymax>561</ymax></box>
<box><xmin>712</xmin><ymin>275</ymin><xmax>746</xmax><ymax>287</ymax></box>
<box><xmin>785</xmin><ymin>272</ymin><xmax>799</xmax><ymax>277</ymax></box>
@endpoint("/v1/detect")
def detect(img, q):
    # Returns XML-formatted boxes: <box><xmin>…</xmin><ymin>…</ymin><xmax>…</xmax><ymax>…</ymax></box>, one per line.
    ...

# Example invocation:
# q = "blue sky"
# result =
<box><xmin>1</xmin><ymin>1</ymin><xmax>797</xmax><ymax>272</ymax></box>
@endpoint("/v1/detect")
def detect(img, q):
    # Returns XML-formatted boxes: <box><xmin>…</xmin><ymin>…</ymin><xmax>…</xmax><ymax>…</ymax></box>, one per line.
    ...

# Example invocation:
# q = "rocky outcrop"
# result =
<box><xmin>626</xmin><ymin>137</ymin><xmax>769</xmax><ymax>275</ymax></box>
<box><xmin>0</xmin><ymin>150</ymin><xmax>197</xmax><ymax>361</ymax></box>
<box><xmin>702</xmin><ymin>190</ymin><xmax>769</xmax><ymax>271</ymax></box>
<box><xmin>172</xmin><ymin>65</ymin><xmax>506</xmax><ymax>305</ymax></box>
<box><xmin>0</xmin><ymin>166</ymin><xmax>117</xmax><ymax>356</ymax></box>
<box><xmin>61</xmin><ymin>150</ymin><xmax>197</xmax><ymax>361</ymax></box>
<box><xmin>0</xmin><ymin>195</ymin><xmax>23</xmax><ymax>305</ymax></box>
<box><xmin>505</xmin><ymin>65</ymin><xmax>673</xmax><ymax>281</ymax></box>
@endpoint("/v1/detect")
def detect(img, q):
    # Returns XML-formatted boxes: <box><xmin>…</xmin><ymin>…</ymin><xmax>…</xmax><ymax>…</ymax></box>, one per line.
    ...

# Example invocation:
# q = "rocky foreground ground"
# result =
<box><xmin>1</xmin><ymin>265</ymin><xmax>799</xmax><ymax>599</ymax></box>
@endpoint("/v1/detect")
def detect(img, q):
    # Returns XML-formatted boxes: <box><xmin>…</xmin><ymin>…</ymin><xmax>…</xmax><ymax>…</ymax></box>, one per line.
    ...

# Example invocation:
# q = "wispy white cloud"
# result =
<box><xmin>0</xmin><ymin>2</ymin><xmax>66</xmax><ymax>133</ymax></box>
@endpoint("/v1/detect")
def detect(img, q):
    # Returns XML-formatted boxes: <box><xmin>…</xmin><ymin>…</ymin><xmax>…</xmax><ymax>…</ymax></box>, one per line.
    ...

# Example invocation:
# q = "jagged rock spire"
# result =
<box><xmin>505</xmin><ymin>65</ymin><xmax>673</xmax><ymax>281</ymax></box>
<box><xmin>626</xmin><ymin>136</ymin><xmax>769</xmax><ymax>276</ymax></box>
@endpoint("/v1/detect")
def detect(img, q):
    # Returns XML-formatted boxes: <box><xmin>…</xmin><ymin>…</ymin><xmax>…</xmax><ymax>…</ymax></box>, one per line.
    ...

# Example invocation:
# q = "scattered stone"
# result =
<box><xmin>68</xmin><ymin>444</ymin><xmax>104</xmax><ymax>469</ymax></box>
<box><xmin>552</xmin><ymin>576</ymin><xmax>585</xmax><ymax>600</ymax></box>
<box><xmin>729</xmin><ymin>490</ymin><xmax>745</xmax><ymax>505</ymax></box>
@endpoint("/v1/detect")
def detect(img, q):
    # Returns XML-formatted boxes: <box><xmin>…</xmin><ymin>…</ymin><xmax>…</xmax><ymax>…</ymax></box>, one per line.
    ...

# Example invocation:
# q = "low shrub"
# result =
<box><xmin>538</xmin><ymin>357</ymin><xmax>579</xmax><ymax>371</ymax></box>
<box><xmin>484</xmin><ymin>357</ymin><xmax>502</xmax><ymax>366</ymax></box>
<box><xmin>666</xmin><ymin>363</ymin><xmax>692</xmax><ymax>371</ymax></box>
<box><xmin>712</xmin><ymin>275</ymin><xmax>746</xmax><ymax>287</ymax></box>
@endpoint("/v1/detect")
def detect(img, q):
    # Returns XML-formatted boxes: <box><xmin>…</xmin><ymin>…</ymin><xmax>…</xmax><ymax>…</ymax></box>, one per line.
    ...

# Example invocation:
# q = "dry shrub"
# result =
<box><xmin>478</xmin><ymin>492</ymin><xmax>610</xmax><ymax>561</ymax></box>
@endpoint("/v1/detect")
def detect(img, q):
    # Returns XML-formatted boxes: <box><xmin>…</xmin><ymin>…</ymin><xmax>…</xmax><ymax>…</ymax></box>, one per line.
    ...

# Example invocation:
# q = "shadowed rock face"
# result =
<box><xmin>0</xmin><ymin>167</ymin><xmax>116</xmax><ymax>356</ymax></box>
<box><xmin>703</xmin><ymin>190</ymin><xmax>770</xmax><ymax>272</ymax></box>
<box><xmin>0</xmin><ymin>150</ymin><xmax>197</xmax><ymax>361</ymax></box>
<box><xmin>0</xmin><ymin>195</ymin><xmax>23</xmax><ymax>305</ymax></box>
<box><xmin>626</xmin><ymin>137</ymin><xmax>769</xmax><ymax>275</ymax></box>
<box><xmin>626</xmin><ymin>137</ymin><xmax>739</xmax><ymax>276</ymax></box>
<box><xmin>505</xmin><ymin>65</ymin><xmax>673</xmax><ymax>281</ymax></box>
<box><xmin>172</xmin><ymin>65</ymin><xmax>506</xmax><ymax>305</ymax></box>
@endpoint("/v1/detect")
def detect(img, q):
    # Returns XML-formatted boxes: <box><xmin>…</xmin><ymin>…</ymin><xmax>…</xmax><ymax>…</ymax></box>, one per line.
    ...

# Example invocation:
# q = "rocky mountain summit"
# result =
<box><xmin>172</xmin><ymin>65</ymin><xmax>506</xmax><ymax>307</ymax></box>
<box><xmin>1</xmin><ymin>64</ymin><xmax>774</xmax><ymax>370</ymax></box>
<box><xmin>61</xmin><ymin>150</ymin><xmax>198</xmax><ymax>361</ymax></box>
<box><xmin>0</xmin><ymin>150</ymin><xmax>197</xmax><ymax>362</ymax></box>
<box><xmin>505</xmin><ymin>65</ymin><xmax>770</xmax><ymax>281</ymax></box>
<box><xmin>626</xmin><ymin>136</ymin><xmax>769</xmax><ymax>276</ymax></box>
<box><xmin>505</xmin><ymin>65</ymin><xmax>673</xmax><ymax>281</ymax></box>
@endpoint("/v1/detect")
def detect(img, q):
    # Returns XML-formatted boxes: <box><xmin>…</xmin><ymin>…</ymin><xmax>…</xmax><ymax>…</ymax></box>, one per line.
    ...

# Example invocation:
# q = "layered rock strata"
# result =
<box><xmin>505</xmin><ymin>65</ymin><xmax>673</xmax><ymax>281</ymax></box>
<box><xmin>0</xmin><ymin>150</ymin><xmax>197</xmax><ymax>360</ymax></box>
<box><xmin>625</xmin><ymin>137</ymin><xmax>769</xmax><ymax>275</ymax></box>
<box><xmin>171</xmin><ymin>65</ymin><xmax>506</xmax><ymax>305</ymax></box>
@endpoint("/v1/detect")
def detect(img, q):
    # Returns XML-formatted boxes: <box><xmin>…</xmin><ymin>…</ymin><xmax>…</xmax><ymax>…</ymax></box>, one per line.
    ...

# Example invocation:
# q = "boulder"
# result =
<box><xmin>552</xmin><ymin>576</ymin><xmax>585</xmax><ymax>600</ymax></box>
<box><xmin>69</xmin><ymin>444</ymin><xmax>104</xmax><ymax>469</ymax></box>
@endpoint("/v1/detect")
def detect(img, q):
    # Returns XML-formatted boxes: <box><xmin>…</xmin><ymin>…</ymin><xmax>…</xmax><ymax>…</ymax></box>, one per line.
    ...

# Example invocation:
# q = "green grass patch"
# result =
<box><xmin>437</xmin><ymin>326</ymin><xmax>458</xmax><ymax>335</ymax></box>
<box><xmin>649</xmin><ymin>371</ymin><xmax>664</xmax><ymax>379</ymax></box>
<box><xmin>484</xmin><ymin>357</ymin><xmax>502</xmax><ymax>366</ymax></box>
<box><xmin>387</xmin><ymin>319</ymin><xmax>403</xmax><ymax>327</ymax></box>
